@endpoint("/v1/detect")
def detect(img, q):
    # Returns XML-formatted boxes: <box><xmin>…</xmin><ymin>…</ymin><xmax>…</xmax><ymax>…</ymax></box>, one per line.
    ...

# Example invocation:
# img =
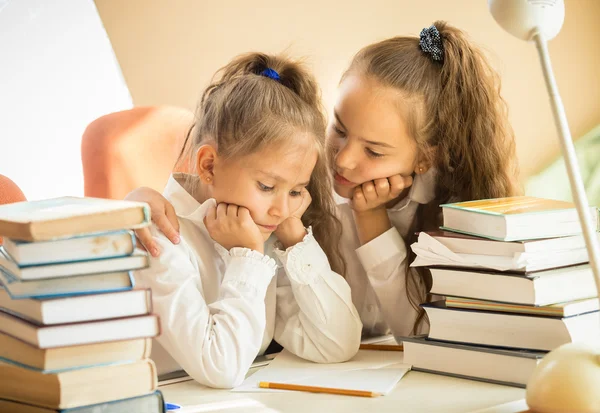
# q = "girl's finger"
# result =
<box><xmin>216</xmin><ymin>203</ymin><xmax>228</xmax><ymax>218</ymax></box>
<box><xmin>226</xmin><ymin>203</ymin><xmax>239</xmax><ymax>217</ymax></box>
<box><xmin>135</xmin><ymin>227</ymin><xmax>159</xmax><ymax>257</ymax></box>
<box><xmin>351</xmin><ymin>187</ymin><xmax>366</xmax><ymax>209</ymax></box>
<box><xmin>155</xmin><ymin>211</ymin><xmax>179</xmax><ymax>245</ymax></box>
<box><xmin>362</xmin><ymin>181</ymin><xmax>378</xmax><ymax>203</ymax></box>
<box><xmin>238</xmin><ymin>207</ymin><xmax>252</xmax><ymax>221</ymax></box>
<box><xmin>388</xmin><ymin>174</ymin><xmax>408</xmax><ymax>196</ymax></box>
<box><xmin>164</xmin><ymin>202</ymin><xmax>181</xmax><ymax>244</ymax></box>
<box><xmin>373</xmin><ymin>178</ymin><xmax>390</xmax><ymax>198</ymax></box>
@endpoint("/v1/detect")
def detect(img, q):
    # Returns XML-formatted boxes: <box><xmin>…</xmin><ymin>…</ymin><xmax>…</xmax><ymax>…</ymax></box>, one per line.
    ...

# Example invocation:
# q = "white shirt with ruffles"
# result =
<box><xmin>134</xmin><ymin>173</ymin><xmax>362</xmax><ymax>389</ymax></box>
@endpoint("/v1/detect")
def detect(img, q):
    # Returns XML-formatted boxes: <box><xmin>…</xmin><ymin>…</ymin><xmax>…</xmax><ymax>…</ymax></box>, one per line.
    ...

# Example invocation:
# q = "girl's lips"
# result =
<box><xmin>259</xmin><ymin>224</ymin><xmax>278</xmax><ymax>231</ymax></box>
<box><xmin>334</xmin><ymin>173</ymin><xmax>355</xmax><ymax>186</ymax></box>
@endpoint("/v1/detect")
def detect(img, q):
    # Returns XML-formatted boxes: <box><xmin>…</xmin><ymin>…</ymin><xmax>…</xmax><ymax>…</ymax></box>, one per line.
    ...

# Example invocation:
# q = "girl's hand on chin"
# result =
<box><xmin>205</xmin><ymin>203</ymin><xmax>265</xmax><ymax>253</ymax></box>
<box><xmin>350</xmin><ymin>174</ymin><xmax>413</xmax><ymax>214</ymax></box>
<box><xmin>275</xmin><ymin>189</ymin><xmax>311</xmax><ymax>248</ymax></box>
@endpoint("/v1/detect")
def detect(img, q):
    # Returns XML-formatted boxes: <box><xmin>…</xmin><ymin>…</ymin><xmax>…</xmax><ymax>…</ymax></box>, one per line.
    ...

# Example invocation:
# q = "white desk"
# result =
<box><xmin>160</xmin><ymin>359</ymin><xmax>527</xmax><ymax>413</ymax></box>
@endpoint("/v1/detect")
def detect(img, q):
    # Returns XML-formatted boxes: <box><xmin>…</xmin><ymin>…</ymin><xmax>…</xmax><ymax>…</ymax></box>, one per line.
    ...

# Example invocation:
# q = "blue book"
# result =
<box><xmin>0</xmin><ymin>247</ymin><xmax>149</xmax><ymax>281</ymax></box>
<box><xmin>2</xmin><ymin>230</ymin><xmax>137</xmax><ymax>266</ymax></box>
<box><xmin>0</xmin><ymin>268</ymin><xmax>134</xmax><ymax>299</ymax></box>
<box><xmin>0</xmin><ymin>390</ymin><xmax>165</xmax><ymax>412</ymax></box>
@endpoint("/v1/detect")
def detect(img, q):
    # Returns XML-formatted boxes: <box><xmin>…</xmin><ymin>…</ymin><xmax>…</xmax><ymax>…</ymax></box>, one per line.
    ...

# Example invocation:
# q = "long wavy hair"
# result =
<box><xmin>345</xmin><ymin>21</ymin><xmax>519</xmax><ymax>332</ymax></box>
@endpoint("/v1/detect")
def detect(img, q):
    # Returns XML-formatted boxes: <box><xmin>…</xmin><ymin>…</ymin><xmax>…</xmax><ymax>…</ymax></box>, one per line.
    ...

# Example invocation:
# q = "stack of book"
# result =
<box><xmin>402</xmin><ymin>196</ymin><xmax>600</xmax><ymax>388</ymax></box>
<box><xmin>0</xmin><ymin>197</ymin><xmax>164</xmax><ymax>412</ymax></box>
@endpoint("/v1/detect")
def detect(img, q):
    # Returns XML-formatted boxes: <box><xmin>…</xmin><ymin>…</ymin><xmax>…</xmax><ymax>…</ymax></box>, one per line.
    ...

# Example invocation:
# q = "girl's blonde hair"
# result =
<box><xmin>179</xmin><ymin>53</ymin><xmax>345</xmax><ymax>275</ymax></box>
<box><xmin>345</xmin><ymin>21</ymin><xmax>519</xmax><ymax>333</ymax></box>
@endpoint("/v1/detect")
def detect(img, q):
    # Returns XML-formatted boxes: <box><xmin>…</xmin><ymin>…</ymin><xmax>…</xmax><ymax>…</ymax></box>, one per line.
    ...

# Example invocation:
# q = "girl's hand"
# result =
<box><xmin>125</xmin><ymin>187</ymin><xmax>180</xmax><ymax>257</ymax></box>
<box><xmin>274</xmin><ymin>189</ymin><xmax>311</xmax><ymax>248</ymax></box>
<box><xmin>205</xmin><ymin>203</ymin><xmax>265</xmax><ymax>253</ymax></box>
<box><xmin>350</xmin><ymin>174</ymin><xmax>413</xmax><ymax>214</ymax></box>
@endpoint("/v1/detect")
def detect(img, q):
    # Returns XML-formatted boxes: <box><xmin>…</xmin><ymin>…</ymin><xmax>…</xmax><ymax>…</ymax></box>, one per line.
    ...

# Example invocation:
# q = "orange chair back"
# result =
<box><xmin>0</xmin><ymin>174</ymin><xmax>27</xmax><ymax>244</ymax></box>
<box><xmin>81</xmin><ymin>106</ymin><xmax>195</xmax><ymax>199</ymax></box>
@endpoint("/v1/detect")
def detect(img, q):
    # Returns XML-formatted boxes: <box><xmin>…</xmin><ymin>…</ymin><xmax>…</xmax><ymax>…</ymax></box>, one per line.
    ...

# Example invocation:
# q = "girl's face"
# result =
<box><xmin>206</xmin><ymin>135</ymin><xmax>317</xmax><ymax>241</ymax></box>
<box><xmin>327</xmin><ymin>74</ymin><xmax>419</xmax><ymax>199</ymax></box>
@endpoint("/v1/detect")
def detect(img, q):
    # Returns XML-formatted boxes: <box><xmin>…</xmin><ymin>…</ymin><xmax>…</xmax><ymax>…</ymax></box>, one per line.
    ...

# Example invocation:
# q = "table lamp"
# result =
<box><xmin>488</xmin><ymin>0</ymin><xmax>600</xmax><ymax>411</ymax></box>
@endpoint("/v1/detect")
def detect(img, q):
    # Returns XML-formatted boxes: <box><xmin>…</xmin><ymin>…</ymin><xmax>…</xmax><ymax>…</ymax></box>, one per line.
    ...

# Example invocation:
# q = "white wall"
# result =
<box><xmin>0</xmin><ymin>0</ymin><xmax>132</xmax><ymax>200</ymax></box>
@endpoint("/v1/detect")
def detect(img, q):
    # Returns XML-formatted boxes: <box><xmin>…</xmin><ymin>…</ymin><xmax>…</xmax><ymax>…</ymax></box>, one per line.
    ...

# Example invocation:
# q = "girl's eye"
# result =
<box><xmin>332</xmin><ymin>125</ymin><xmax>346</xmax><ymax>137</ymax></box>
<box><xmin>290</xmin><ymin>190</ymin><xmax>302</xmax><ymax>197</ymax></box>
<box><xmin>258</xmin><ymin>182</ymin><xmax>274</xmax><ymax>192</ymax></box>
<box><xmin>366</xmin><ymin>148</ymin><xmax>384</xmax><ymax>158</ymax></box>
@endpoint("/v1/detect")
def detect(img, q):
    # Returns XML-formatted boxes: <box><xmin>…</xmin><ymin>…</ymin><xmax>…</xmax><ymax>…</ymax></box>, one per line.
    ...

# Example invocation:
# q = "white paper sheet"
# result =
<box><xmin>409</xmin><ymin>232</ymin><xmax>585</xmax><ymax>271</ymax></box>
<box><xmin>233</xmin><ymin>349</ymin><xmax>410</xmax><ymax>395</ymax></box>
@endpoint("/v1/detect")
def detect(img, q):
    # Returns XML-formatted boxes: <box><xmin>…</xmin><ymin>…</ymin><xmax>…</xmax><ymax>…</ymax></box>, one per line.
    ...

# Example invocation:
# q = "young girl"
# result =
<box><xmin>133</xmin><ymin>52</ymin><xmax>363</xmax><ymax>389</ymax></box>
<box><xmin>131</xmin><ymin>21</ymin><xmax>518</xmax><ymax>342</ymax></box>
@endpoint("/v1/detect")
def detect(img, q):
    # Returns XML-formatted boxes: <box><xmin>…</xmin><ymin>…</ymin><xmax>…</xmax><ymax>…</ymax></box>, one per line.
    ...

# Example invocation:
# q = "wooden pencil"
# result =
<box><xmin>258</xmin><ymin>381</ymin><xmax>382</xmax><ymax>398</ymax></box>
<box><xmin>359</xmin><ymin>343</ymin><xmax>404</xmax><ymax>351</ymax></box>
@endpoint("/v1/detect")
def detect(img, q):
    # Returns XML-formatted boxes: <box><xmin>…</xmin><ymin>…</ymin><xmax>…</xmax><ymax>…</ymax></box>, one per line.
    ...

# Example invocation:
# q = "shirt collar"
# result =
<box><xmin>163</xmin><ymin>172</ymin><xmax>216</xmax><ymax>221</ymax></box>
<box><xmin>387</xmin><ymin>167</ymin><xmax>437</xmax><ymax>211</ymax></box>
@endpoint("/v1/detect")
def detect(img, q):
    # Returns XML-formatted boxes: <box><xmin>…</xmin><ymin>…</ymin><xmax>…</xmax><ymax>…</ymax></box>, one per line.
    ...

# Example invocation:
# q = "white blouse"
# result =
<box><xmin>336</xmin><ymin>168</ymin><xmax>437</xmax><ymax>338</ymax></box>
<box><xmin>134</xmin><ymin>174</ymin><xmax>362</xmax><ymax>389</ymax></box>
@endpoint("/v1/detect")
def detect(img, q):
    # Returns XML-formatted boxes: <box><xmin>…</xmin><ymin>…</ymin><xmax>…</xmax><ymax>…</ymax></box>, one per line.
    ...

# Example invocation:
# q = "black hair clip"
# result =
<box><xmin>419</xmin><ymin>25</ymin><xmax>444</xmax><ymax>62</ymax></box>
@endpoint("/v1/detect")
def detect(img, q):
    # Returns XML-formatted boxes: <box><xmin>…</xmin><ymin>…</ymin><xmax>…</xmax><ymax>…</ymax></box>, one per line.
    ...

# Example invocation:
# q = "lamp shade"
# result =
<box><xmin>488</xmin><ymin>0</ymin><xmax>565</xmax><ymax>41</ymax></box>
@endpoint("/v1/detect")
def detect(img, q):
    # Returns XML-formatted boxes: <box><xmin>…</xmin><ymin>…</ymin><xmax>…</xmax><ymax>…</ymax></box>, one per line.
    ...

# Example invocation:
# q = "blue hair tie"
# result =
<box><xmin>260</xmin><ymin>68</ymin><xmax>281</xmax><ymax>82</ymax></box>
<box><xmin>419</xmin><ymin>25</ymin><xmax>444</xmax><ymax>62</ymax></box>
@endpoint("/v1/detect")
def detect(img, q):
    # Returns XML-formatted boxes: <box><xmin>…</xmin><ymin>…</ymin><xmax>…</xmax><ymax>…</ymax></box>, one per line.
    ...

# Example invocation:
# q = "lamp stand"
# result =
<box><xmin>525</xmin><ymin>31</ymin><xmax>600</xmax><ymax>413</ymax></box>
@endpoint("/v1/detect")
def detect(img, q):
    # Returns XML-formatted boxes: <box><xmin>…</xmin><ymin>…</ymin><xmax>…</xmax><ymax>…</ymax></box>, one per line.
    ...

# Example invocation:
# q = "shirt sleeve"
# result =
<box><xmin>355</xmin><ymin>227</ymin><xmax>422</xmax><ymax>337</ymax></box>
<box><xmin>272</xmin><ymin>228</ymin><xmax>362</xmax><ymax>363</ymax></box>
<box><xmin>134</xmin><ymin>230</ymin><xmax>277</xmax><ymax>389</ymax></box>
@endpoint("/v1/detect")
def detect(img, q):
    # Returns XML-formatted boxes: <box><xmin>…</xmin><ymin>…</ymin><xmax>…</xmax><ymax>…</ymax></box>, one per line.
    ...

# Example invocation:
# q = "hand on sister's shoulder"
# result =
<box><xmin>125</xmin><ymin>187</ymin><xmax>180</xmax><ymax>257</ymax></box>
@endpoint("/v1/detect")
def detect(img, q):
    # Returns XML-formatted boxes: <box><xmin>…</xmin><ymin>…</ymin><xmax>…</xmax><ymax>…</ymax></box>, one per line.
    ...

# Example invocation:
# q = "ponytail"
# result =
<box><xmin>345</xmin><ymin>21</ymin><xmax>519</xmax><ymax>333</ymax></box>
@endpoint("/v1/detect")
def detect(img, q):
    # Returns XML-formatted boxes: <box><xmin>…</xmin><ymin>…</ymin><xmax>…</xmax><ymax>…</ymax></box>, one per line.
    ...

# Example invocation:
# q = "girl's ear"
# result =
<box><xmin>414</xmin><ymin>145</ymin><xmax>436</xmax><ymax>175</ymax></box>
<box><xmin>195</xmin><ymin>144</ymin><xmax>217</xmax><ymax>184</ymax></box>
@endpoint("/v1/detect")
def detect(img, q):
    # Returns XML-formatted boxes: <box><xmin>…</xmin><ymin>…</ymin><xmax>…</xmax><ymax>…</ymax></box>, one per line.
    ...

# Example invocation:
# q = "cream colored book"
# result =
<box><xmin>0</xmin><ymin>197</ymin><xmax>150</xmax><ymax>242</ymax></box>
<box><xmin>423</xmin><ymin>301</ymin><xmax>600</xmax><ymax>351</ymax></box>
<box><xmin>445</xmin><ymin>296</ymin><xmax>600</xmax><ymax>318</ymax></box>
<box><xmin>0</xmin><ymin>311</ymin><xmax>160</xmax><ymax>349</ymax></box>
<box><xmin>402</xmin><ymin>336</ymin><xmax>543</xmax><ymax>388</ymax></box>
<box><xmin>440</xmin><ymin>196</ymin><xmax>599</xmax><ymax>241</ymax></box>
<box><xmin>0</xmin><ymin>359</ymin><xmax>157</xmax><ymax>409</ymax></box>
<box><xmin>0</xmin><ymin>331</ymin><xmax>152</xmax><ymax>372</ymax></box>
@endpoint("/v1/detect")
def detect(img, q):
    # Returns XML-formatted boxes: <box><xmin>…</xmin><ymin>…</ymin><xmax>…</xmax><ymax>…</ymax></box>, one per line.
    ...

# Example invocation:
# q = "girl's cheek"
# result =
<box><xmin>290</xmin><ymin>195</ymin><xmax>304</xmax><ymax>214</ymax></box>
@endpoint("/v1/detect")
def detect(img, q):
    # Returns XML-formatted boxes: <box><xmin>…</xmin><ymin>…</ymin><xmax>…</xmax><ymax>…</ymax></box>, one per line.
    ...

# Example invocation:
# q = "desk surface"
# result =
<box><xmin>160</xmin><ymin>359</ymin><xmax>527</xmax><ymax>413</ymax></box>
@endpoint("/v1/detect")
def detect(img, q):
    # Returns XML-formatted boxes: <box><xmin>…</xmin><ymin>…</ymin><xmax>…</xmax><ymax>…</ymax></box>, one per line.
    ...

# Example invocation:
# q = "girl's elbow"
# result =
<box><xmin>333</xmin><ymin>331</ymin><xmax>362</xmax><ymax>362</ymax></box>
<box><xmin>188</xmin><ymin>362</ymin><xmax>247</xmax><ymax>389</ymax></box>
<box><xmin>316</xmin><ymin>328</ymin><xmax>362</xmax><ymax>363</ymax></box>
<box><xmin>206</xmin><ymin>373</ymin><xmax>245</xmax><ymax>389</ymax></box>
